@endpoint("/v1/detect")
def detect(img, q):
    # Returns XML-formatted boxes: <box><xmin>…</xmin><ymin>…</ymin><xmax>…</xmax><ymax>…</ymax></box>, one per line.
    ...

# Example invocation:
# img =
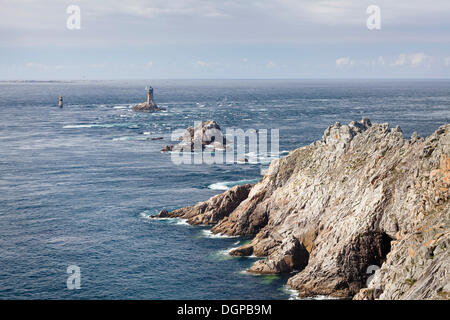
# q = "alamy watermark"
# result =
<box><xmin>66</xmin><ymin>265</ymin><xmax>81</xmax><ymax>290</ymax></box>
<box><xmin>66</xmin><ymin>5</ymin><xmax>81</xmax><ymax>30</ymax></box>
<box><xmin>366</xmin><ymin>5</ymin><xmax>381</xmax><ymax>30</ymax></box>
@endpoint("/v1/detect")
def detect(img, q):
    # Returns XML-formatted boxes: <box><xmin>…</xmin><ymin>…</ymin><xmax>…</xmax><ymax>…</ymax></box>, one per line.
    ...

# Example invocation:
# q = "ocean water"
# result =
<box><xmin>0</xmin><ymin>79</ymin><xmax>449</xmax><ymax>299</ymax></box>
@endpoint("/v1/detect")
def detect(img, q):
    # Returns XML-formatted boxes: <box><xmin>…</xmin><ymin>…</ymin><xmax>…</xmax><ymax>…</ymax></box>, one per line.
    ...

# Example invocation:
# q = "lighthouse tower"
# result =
<box><xmin>147</xmin><ymin>86</ymin><xmax>154</xmax><ymax>104</ymax></box>
<box><xmin>133</xmin><ymin>85</ymin><xmax>163</xmax><ymax>112</ymax></box>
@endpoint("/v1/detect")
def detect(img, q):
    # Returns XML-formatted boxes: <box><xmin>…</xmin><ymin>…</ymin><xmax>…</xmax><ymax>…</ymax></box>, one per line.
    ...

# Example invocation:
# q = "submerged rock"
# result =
<box><xmin>161</xmin><ymin>145</ymin><xmax>174</xmax><ymax>152</ymax></box>
<box><xmin>159</xmin><ymin>118</ymin><xmax>450</xmax><ymax>300</ymax></box>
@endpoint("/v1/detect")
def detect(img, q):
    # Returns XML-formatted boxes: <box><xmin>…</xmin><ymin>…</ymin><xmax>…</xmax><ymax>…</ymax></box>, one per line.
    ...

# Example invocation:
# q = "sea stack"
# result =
<box><xmin>132</xmin><ymin>86</ymin><xmax>165</xmax><ymax>112</ymax></box>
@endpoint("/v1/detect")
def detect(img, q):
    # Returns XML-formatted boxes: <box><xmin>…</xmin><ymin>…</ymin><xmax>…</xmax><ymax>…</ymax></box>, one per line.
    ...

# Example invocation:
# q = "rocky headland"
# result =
<box><xmin>156</xmin><ymin>118</ymin><xmax>449</xmax><ymax>300</ymax></box>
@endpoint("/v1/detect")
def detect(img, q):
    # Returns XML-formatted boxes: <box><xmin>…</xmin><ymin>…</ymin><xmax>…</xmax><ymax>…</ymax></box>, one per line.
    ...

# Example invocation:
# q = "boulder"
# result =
<box><xmin>172</xmin><ymin>120</ymin><xmax>226</xmax><ymax>152</ymax></box>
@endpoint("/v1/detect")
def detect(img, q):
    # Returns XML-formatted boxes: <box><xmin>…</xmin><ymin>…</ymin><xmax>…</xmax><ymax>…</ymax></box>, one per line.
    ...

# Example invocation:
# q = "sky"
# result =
<box><xmin>0</xmin><ymin>0</ymin><xmax>449</xmax><ymax>79</ymax></box>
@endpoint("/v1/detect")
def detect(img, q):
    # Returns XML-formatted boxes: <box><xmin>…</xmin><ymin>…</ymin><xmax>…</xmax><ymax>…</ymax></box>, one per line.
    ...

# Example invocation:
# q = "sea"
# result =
<box><xmin>0</xmin><ymin>79</ymin><xmax>449</xmax><ymax>299</ymax></box>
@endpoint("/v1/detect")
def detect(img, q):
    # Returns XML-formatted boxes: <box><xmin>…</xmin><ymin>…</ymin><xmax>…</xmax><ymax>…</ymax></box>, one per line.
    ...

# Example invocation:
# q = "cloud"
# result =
<box><xmin>145</xmin><ymin>61</ymin><xmax>153</xmax><ymax>68</ymax></box>
<box><xmin>374</xmin><ymin>56</ymin><xmax>385</xmax><ymax>66</ymax></box>
<box><xmin>1</xmin><ymin>0</ymin><xmax>450</xmax><ymax>46</ymax></box>
<box><xmin>195</xmin><ymin>60</ymin><xmax>209</xmax><ymax>67</ymax></box>
<box><xmin>445</xmin><ymin>57</ymin><xmax>450</xmax><ymax>66</ymax></box>
<box><xmin>336</xmin><ymin>57</ymin><xmax>355</xmax><ymax>67</ymax></box>
<box><xmin>392</xmin><ymin>54</ymin><xmax>407</xmax><ymax>66</ymax></box>
<box><xmin>266</xmin><ymin>61</ymin><xmax>277</xmax><ymax>68</ymax></box>
<box><xmin>391</xmin><ymin>53</ymin><xmax>431</xmax><ymax>67</ymax></box>
<box><xmin>25</xmin><ymin>62</ymin><xmax>65</xmax><ymax>70</ymax></box>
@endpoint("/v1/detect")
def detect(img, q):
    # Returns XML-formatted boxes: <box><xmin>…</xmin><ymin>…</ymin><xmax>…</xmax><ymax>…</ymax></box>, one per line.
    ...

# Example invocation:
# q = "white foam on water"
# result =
<box><xmin>301</xmin><ymin>295</ymin><xmax>339</xmax><ymax>300</ymax></box>
<box><xmin>200</xmin><ymin>229</ymin><xmax>239</xmax><ymax>239</ymax></box>
<box><xmin>112</xmin><ymin>136</ymin><xmax>149</xmax><ymax>141</ymax></box>
<box><xmin>64</xmin><ymin>123</ymin><xmax>135</xmax><ymax>129</ymax></box>
<box><xmin>207</xmin><ymin>179</ymin><xmax>259</xmax><ymax>191</ymax></box>
<box><xmin>112</xmin><ymin>136</ymin><xmax>132</xmax><ymax>141</ymax></box>
<box><xmin>139</xmin><ymin>211</ymin><xmax>153</xmax><ymax>219</ymax></box>
<box><xmin>139</xmin><ymin>211</ymin><xmax>190</xmax><ymax>226</ymax></box>
<box><xmin>175</xmin><ymin>219</ymin><xmax>190</xmax><ymax>226</ymax></box>
<box><xmin>63</xmin><ymin>124</ymin><xmax>97</xmax><ymax>128</ymax></box>
<box><xmin>281</xmin><ymin>285</ymin><xmax>300</xmax><ymax>300</ymax></box>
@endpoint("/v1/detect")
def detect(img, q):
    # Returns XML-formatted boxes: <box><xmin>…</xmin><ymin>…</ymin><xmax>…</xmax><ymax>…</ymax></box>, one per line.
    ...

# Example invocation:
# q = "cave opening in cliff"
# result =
<box><xmin>379</xmin><ymin>232</ymin><xmax>393</xmax><ymax>264</ymax></box>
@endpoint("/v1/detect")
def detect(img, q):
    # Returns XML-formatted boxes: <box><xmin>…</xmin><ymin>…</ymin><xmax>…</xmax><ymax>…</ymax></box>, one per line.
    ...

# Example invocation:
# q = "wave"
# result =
<box><xmin>139</xmin><ymin>211</ymin><xmax>190</xmax><ymax>226</ymax></box>
<box><xmin>64</xmin><ymin>123</ymin><xmax>138</xmax><ymax>129</ymax></box>
<box><xmin>199</xmin><ymin>229</ymin><xmax>239</xmax><ymax>239</ymax></box>
<box><xmin>209</xmin><ymin>248</ymin><xmax>240</xmax><ymax>261</ymax></box>
<box><xmin>207</xmin><ymin>179</ymin><xmax>259</xmax><ymax>190</ymax></box>
<box><xmin>280</xmin><ymin>285</ymin><xmax>299</xmax><ymax>300</ymax></box>
<box><xmin>112</xmin><ymin>136</ymin><xmax>150</xmax><ymax>141</ymax></box>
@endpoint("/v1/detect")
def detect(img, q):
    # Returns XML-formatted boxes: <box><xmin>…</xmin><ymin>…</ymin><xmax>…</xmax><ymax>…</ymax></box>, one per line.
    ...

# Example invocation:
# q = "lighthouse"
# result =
<box><xmin>133</xmin><ymin>85</ymin><xmax>164</xmax><ymax>112</ymax></box>
<box><xmin>58</xmin><ymin>96</ymin><xmax>63</xmax><ymax>108</ymax></box>
<box><xmin>147</xmin><ymin>86</ymin><xmax>154</xmax><ymax>104</ymax></box>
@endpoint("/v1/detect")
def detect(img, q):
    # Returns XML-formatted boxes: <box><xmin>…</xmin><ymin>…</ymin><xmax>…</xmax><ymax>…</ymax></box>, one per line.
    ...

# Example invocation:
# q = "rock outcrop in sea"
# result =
<box><xmin>133</xmin><ymin>86</ymin><xmax>165</xmax><ymax>112</ymax></box>
<box><xmin>157</xmin><ymin>118</ymin><xmax>449</xmax><ymax>300</ymax></box>
<box><xmin>161</xmin><ymin>120</ymin><xmax>226</xmax><ymax>152</ymax></box>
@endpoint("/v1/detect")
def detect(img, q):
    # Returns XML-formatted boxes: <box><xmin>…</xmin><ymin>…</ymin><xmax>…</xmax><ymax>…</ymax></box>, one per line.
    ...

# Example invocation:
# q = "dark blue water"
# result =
<box><xmin>0</xmin><ymin>79</ymin><xmax>449</xmax><ymax>299</ymax></box>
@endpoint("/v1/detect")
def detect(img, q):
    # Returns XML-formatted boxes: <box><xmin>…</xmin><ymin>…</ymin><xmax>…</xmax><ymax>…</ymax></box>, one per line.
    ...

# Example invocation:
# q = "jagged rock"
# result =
<box><xmin>161</xmin><ymin>118</ymin><xmax>450</xmax><ymax>299</ymax></box>
<box><xmin>154</xmin><ymin>184</ymin><xmax>253</xmax><ymax>225</ymax></box>
<box><xmin>172</xmin><ymin>120</ymin><xmax>227</xmax><ymax>152</ymax></box>
<box><xmin>245</xmin><ymin>235</ymin><xmax>309</xmax><ymax>274</ymax></box>
<box><xmin>132</xmin><ymin>102</ymin><xmax>164</xmax><ymax>112</ymax></box>
<box><xmin>161</xmin><ymin>145</ymin><xmax>173</xmax><ymax>152</ymax></box>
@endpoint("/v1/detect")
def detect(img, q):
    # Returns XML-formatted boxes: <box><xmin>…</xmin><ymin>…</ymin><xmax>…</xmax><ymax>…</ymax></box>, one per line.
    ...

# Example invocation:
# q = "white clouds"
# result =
<box><xmin>392</xmin><ymin>54</ymin><xmax>407</xmax><ymax>66</ymax></box>
<box><xmin>195</xmin><ymin>60</ymin><xmax>209</xmax><ymax>67</ymax></box>
<box><xmin>266</xmin><ymin>61</ymin><xmax>277</xmax><ymax>68</ymax></box>
<box><xmin>25</xmin><ymin>62</ymin><xmax>65</xmax><ymax>70</ymax></box>
<box><xmin>336</xmin><ymin>57</ymin><xmax>355</xmax><ymax>67</ymax></box>
<box><xmin>145</xmin><ymin>61</ymin><xmax>153</xmax><ymax>68</ymax></box>
<box><xmin>375</xmin><ymin>56</ymin><xmax>385</xmax><ymax>66</ymax></box>
<box><xmin>1</xmin><ymin>0</ymin><xmax>450</xmax><ymax>46</ymax></box>
<box><xmin>445</xmin><ymin>57</ymin><xmax>450</xmax><ymax>67</ymax></box>
<box><xmin>409</xmin><ymin>53</ymin><xmax>431</xmax><ymax>67</ymax></box>
<box><xmin>391</xmin><ymin>53</ymin><xmax>431</xmax><ymax>67</ymax></box>
<box><xmin>336</xmin><ymin>53</ymin><xmax>440</xmax><ymax>69</ymax></box>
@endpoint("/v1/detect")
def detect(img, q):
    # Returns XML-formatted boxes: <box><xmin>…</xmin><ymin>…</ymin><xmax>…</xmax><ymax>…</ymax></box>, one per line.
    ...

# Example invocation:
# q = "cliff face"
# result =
<box><xmin>160</xmin><ymin>119</ymin><xmax>449</xmax><ymax>299</ymax></box>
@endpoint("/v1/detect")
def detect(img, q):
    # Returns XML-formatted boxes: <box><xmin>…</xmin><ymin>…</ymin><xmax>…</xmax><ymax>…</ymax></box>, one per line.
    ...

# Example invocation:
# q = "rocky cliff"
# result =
<box><xmin>158</xmin><ymin>118</ymin><xmax>449</xmax><ymax>300</ymax></box>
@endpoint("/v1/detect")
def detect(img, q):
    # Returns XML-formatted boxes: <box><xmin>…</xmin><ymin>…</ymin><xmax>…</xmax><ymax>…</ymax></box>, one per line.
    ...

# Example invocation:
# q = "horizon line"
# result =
<box><xmin>1</xmin><ymin>78</ymin><xmax>450</xmax><ymax>82</ymax></box>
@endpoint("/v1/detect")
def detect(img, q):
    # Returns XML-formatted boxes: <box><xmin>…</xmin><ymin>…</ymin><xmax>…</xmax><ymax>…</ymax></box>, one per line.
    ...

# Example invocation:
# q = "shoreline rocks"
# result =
<box><xmin>155</xmin><ymin>118</ymin><xmax>449</xmax><ymax>300</ymax></box>
<box><xmin>153</xmin><ymin>184</ymin><xmax>253</xmax><ymax>225</ymax></box>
